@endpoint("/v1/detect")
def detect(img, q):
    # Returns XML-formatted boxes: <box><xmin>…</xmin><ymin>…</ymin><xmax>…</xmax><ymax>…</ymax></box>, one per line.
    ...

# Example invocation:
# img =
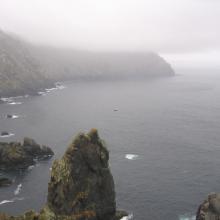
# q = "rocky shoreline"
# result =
<box><xmin>0</xmin><ymin>137</ymin><xmax>54</xmax><ymax>170</ymax></box>
<box><xmin>0</xmin><ymin>129</ymin><xmax>128</xmax><ymax>220</ymax></box>
<box><xmin>1</xmin><ymin>129</ymin><xmax>220</xmax><ymax>219</ymax></box>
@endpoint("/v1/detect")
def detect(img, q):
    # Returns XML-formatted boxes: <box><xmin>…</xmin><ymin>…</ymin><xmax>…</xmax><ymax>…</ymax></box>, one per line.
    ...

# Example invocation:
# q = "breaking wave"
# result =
<box><xmin>14</xmin><ymin>183</ymin><xmax>22</xmax><ymax>195</ymax></box>
<box><xmin>125</xmin><ymin>154</ymin><xmax>139</xmax><ymax>160</ymax></box>
<box><xmin>0</xmin><ymin>197</ymin><xmax>24</xmax><ymax>206</ymax></box>
<box><xmin>120</xmin><ymin>214</ymin><xmax>133</xmax><ymax>220</ymax></box>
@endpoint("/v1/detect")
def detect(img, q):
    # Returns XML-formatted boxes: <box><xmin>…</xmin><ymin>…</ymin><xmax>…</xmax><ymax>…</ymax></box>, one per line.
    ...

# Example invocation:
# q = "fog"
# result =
<box><xmin>0</xmin><ymin>0</ymin><xmax>220</xmax><ymax>67</ymax></box>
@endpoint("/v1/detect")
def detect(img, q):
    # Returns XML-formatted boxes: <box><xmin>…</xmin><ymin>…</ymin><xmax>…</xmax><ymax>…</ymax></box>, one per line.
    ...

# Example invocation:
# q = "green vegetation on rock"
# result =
<box><xmin>0</xmin><ymin>138</ymin><xmax>54</xmax><ymax>170</ymax></box>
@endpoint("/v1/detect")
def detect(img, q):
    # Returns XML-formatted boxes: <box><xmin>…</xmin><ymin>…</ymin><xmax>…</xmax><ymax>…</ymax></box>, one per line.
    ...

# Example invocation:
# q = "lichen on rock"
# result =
<box><xmin>47</xmin><ymin>128</ymin><xmax>116</xmax><ymax>220</ymax></box>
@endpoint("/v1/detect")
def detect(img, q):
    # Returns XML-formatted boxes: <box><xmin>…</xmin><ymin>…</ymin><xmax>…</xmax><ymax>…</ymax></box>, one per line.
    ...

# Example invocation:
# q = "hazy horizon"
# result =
<box><xmin>0</xmin><ymin>0</ymin><xmax>219</xmax><ymax>67</ymax></box>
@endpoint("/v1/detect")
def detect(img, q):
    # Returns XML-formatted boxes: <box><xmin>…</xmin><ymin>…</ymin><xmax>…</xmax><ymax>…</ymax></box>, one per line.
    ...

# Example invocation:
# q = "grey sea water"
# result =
<box><xmin>1</xmin><ymin>69</ymin><xmax>220</xmax><ymax>220</ymax></box>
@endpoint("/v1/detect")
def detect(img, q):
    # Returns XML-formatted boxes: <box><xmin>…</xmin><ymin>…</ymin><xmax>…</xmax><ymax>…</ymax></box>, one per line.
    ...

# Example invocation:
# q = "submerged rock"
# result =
<box><xmin>6</xmin><ymin>115</ymin><xmax>13</xmax><ymax>119</ymax></box>
<box><xmin>196</xmin><ymin>193</ymin><xmax>220</xmax><ymax>220</ymax></box>
<box><xmin>0</xmin><ymin>129</ymin><xmax>127</xmax><ymax>220</ymax></box>
<box><xmin>0</xmin><ymin>132</ymin><xmax>9</xmax><ymax>136</ymax></box>
<box><xmin>0</xmin><ymin>177</ymin><xmax>12</xmax><ymax>187</ymax></box>
<box><xmin>0</xmin><ymin>138</ymin><xmax>54</xmax><ymax>170</ymax></box>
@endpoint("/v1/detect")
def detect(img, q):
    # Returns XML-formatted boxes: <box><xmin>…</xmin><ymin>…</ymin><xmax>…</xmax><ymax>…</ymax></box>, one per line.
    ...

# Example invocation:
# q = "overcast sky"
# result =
<box><xmin>0</xmin><ymin>0</ymin><xmax>219</xmax><ymax>66</ymax></box>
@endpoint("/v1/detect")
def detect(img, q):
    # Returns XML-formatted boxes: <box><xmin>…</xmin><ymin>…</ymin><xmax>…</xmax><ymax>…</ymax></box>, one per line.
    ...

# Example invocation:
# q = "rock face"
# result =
<box><xmin>47</xmin><ymin>128</ymin><xmax>116</xmax><ymax>219</ymax></box>
<box><xmin>196</xmin><ymin>193</ymin><xmax>220</xmax><ymax>220</ymax></box>
<box><xmin>0</xmin><ymin>137</ymin><xmax>54</xmax><ymax>170</ymax></box>
<box><xmin>0</xmin><ymin>129</ymin><xmax>127</xmax><ymax>220</ymax></box>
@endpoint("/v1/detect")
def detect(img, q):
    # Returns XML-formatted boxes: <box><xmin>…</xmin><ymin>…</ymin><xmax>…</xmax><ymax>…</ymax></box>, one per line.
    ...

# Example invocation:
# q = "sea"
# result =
<box><xmin>1</xmin><ymin>68</ymin><xmax>220</xmax><ymax>220</ymax></box>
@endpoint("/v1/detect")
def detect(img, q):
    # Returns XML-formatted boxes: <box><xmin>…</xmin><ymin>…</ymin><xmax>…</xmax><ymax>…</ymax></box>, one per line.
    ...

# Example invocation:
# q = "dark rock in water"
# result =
<box><xmin>0</xmin><ymin>129</ymin><xmax>128</xmax><ymax>220</ymax></box>
<box><xmin>0</xmin><ymin>177</ymin><xmax>12</xmax><ymax>187</ymax></box>
<box><xmin>0</xmin><ymin>138</ymin><xmax>54</xmax><ymax>170</ymax></box>
<box><xmin>23</xmin><ymin>137</ymin><xmax>54</xmax><ymax>158</ymax></box>
<box><xmin>1</xmin><ymin>131</ymin><xmax>9</xmax><ymax>136</ymax></box>
<box><xmin>196</xmin><ymin>193</ymin><xmax>220</xmax><ymax>220</ymax></box>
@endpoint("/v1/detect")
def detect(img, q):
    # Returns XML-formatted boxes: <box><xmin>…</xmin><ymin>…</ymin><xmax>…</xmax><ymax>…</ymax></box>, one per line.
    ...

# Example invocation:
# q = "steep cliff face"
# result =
<box><xmin>0</xmin><ymin>30</ymin><xmax>53</xmax><ymax>97</ymax></box>
<box><xmin>0</xmin><ymin>129</ymin><xmax>127</xmax><ymax>220</ymax></box>
<box><xmin>47</xmin><ymin>129</ymin><xmax>116</xmax><ymax>219</ymax></box>
<box><xmin>0</xmin><ymin>29</ymin><xmax>175</xmax><ymax>97</ymax></box>
<box><xmin>196</xmin><ymin>193</ymin><xmax>220</xmax><ymax>220</ymax></box>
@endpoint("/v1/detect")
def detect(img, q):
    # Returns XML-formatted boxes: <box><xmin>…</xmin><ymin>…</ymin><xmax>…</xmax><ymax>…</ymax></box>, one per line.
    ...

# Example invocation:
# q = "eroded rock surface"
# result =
<box><xmin>196</xmin><ymin>193</ymin><xmax>220</xmax><ymax>220</ymax></box>
<box><xmin>0</xmin><ymin>129</ymin><xmax>127</xmax><ymax>220</ymax></box>
<box><xmin>0</xmin><ymin>138</ymin><xmax>54</xmax><ymax>170</ymax></box>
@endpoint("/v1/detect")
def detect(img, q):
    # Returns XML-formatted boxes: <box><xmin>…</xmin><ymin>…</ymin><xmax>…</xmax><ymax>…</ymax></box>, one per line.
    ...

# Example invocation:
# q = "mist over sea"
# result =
<box><xmin>1</xmin><ymin>68</ymin><xmax>220</xmax><ymax>220</ymax></box>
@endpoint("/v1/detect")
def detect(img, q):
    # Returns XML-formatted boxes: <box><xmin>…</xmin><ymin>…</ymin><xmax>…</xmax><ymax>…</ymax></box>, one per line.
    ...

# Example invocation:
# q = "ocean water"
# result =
<box><xmin>1</xmin><ymin>69</ymin><xmax>220</xmax><ymax>220</ymax></box>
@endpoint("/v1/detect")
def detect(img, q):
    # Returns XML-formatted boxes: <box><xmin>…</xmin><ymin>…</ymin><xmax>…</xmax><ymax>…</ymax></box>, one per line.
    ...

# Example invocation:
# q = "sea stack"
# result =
<box><xmin>0</xmin><ymin>129</ymin><xmax>127</xmax><ymax>220</ymax></box>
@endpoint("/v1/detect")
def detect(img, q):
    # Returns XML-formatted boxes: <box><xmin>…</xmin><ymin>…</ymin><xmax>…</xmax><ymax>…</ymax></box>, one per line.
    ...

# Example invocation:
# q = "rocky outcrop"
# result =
<box><xmin>0</xmin><ymin>129</ymin><xmax>127</xmax><ymax>220</ymax></box>
<box><xmin>196</xmin><ymin>193</ymin><xmax>220</xmax><ymax>220</ymax></box>
<box><xmin>0</xmin><ymin>137</ymin><xmax>54</xmax><ymax>170</ymax></box>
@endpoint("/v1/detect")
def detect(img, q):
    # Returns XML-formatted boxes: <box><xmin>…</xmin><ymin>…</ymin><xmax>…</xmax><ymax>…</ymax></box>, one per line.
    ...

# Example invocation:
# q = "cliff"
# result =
<box><xmin>0</xmin><ymin>129</ymin><xmax>127</xmax><ymax>220</ymax></box>
<box><xmin>0</xmin><ymin>30</ymin><xmax>54</xmax><ymax>97</ymax></box>
<box><xmin>0</xmin><ymin>29</ymin><xmax>175</xmax><ymax>97</ymax></box>
<box><xmin>32</xmin><ymin>47</ymin><xmax>175</xmax><ymax>81</ymax></box>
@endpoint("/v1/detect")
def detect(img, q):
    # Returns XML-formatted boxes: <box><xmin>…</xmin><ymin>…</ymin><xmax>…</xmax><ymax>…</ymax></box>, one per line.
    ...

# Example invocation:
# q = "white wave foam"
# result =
<box><xmin>38</xmin><ymin>91</ymin><xmax>46</xmax><ymax>96</ymax></box>
<box><xmin>0</xmin><ymin>133</ymin><xmax>15</xmax><ymax>138</ymax></box>
<box><xmin>28</xmin><ymin>165</ymin><xmax>35</xmax><ymax>171</ymax></box>
<box><xmin>14</xmin><ymin>183</ymin><xmax>22</xmax><ymax>195</ymax></box>
<box><xmin>11</xmin><ymin>115</ymin><xmax>19</xmax><ymax>119</ymax></box>
<box><xmin>55</xmin><ymin>82</ymin><xmax>66</xmax><ymax>89</ymax></box>
<box><xmin>45</xmin><ymin>87</ymin><xmax>57</xmax><ymax>92</ymax></box>
<box><xmin>38</xmin><ymin>83</ymin><xmax>66</xmax><ymax>96</ymax></box>
<box><xmin>179</xmin><ymin>214</ymin><xmax>196</xmax><ymax>220</ymax></box>
<box><xmin>6</xmin><ymin>114</ymin><xmax>19</xmax><ymax>119</ymax></box>
<box><xmin>125</xmin><ymin>154</ymin><xmax>139</xmax><ymax>160</ymax></box>
<box><xmin>1</xmin><ymin>97</ymin><xmax>13</xmax><ymax>102</ymax></box>
<box><xmin>56</xmin><ymin>85</ymin><xmax>66</xmax><ymax>90</ymax></box>
<box><xmin>0</xmin><ymin>200</ymin><xmax>14</xmax><ymax>205</ymax></box>
<box><xmin>120</xmin><ymin>214</ymin><xmax>133</xmax><ymax>220</ymax></box>
<box><xmin>0</xmin><ymin>197</ymin><xmax>24</xmax><ymax>206</ymax></box>
<box><xmin>7</xmin><ymin>102</ymin><xmax>22</xmax><ymax>105</ymax></box>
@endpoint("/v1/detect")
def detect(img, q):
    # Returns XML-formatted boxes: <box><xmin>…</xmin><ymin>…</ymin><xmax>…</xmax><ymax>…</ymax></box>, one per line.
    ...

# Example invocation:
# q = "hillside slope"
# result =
<box><xmin>0</xmin><ymin>30</ymin><xmax>53</xmax><ymax>97</ymax></box>
<box><xmin>0</xmin><ymin>29</ymin><xmax>175</xmax><ymax>97</ymax></box>
<box><xmin>33</xmin><ymin>46</ymin><xmax>175</xmax><ymax>81</ymax></box>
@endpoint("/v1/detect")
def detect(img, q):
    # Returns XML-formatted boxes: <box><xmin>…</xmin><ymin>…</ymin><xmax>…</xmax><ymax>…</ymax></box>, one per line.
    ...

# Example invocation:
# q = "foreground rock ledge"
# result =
<box><xmin>0</xmin><ymin>129</ymin><xmax>128</xmax><ymax>220</ymax></box>
<box><xmin>196</xmin><ymin>193</ymin><xmax>220</xmax><ymax>220</ymax></box>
